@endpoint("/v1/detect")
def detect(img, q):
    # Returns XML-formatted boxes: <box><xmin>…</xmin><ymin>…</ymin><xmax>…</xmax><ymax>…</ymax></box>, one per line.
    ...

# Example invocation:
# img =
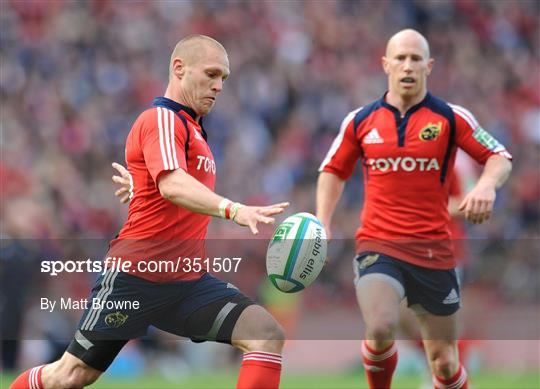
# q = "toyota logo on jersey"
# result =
<box><xmin>366</xmin><ymin>157</ymin><xmax>440</xmax><ymax>172</ymax></box>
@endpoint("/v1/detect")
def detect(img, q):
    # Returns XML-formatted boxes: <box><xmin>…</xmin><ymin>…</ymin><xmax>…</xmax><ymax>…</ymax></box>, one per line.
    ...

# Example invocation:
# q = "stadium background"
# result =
<box><xmin>1</xmin><ymin>0</ymin><xmax>538</xmax><ymax>388</ymax></box>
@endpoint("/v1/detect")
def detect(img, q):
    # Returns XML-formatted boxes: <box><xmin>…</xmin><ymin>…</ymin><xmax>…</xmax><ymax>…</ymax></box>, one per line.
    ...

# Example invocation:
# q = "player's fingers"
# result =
<box><xmin>464</xmin><ymin>198</ymin><xmax>475</xmax><ymax>222</ymax></box>
<box><xmin>476</xmin><ymin>198</ymin><xmax>491</xmax><ymax>224</ymax></box>
<box><xmin>258</xmin><ymin>215</ymin><xmax>275</xmax><ymax>224</ymax></box>
<box><xmin>269</xmin><ymin>202</ymin><xmax>290</xmax><ymax>208</ymax></box>
<box><xmin>115</xmin><ymin>188</ymin><xmax>128</xmax><ymax>197</ymax></box>
<box><xmin>473</xmin><ymin>199</ymin><xmax>485</xmax><ymax>224</ymax></box>
<box><xmin>112</xmin><ymin>162</ymin><xmax>129</xmax><ymax>177</ymax></box>
<box><xmin>260</xmin><ymin>207</ymin><xmax>286</xmax><ymax>216</ymax></box>
<box><xmin>478</xmin><ymin>200</ymin><xmax>494</xmax><ymax>224</ymax></box>
<box><xmin>112</xmin><ymin>175</ymin><xmax>129</xmax><ymax>185</ymax></box>
<box><xmin>461</xmin><ymin>198</ymin><xmax>473</xmax><ymax>219</ymax></box>
<box><xmin>475</xmin><ymin>200</ymin><xmax>486</xmax><ymax>224</ymax></box>
<box><xmin>468</xmin><ymin>198</ymin><xmax>479</xmax><ymax>223</ymax></box>
<box><xmin>121</xmin><ymin>194</ymin><xmax>130</xmax><ymax>204</ymax></box>
<box><xmin>249</xmin><ymin>221</ymin><xmax>259</xmax><ymax>235</ymax></box>
<box><xmin>458</xmin><ymin>197</ymin><xmax>468</xmax><ymax>212</ymax></box>
<box><xmin>471</xmin><ymin>198</ymin><xmax>481</xmax><ymax>222</ymax></box>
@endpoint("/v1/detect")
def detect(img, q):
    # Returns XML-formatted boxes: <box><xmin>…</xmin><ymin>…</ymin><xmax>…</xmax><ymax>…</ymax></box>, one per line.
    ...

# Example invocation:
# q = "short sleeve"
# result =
<box><xmin>450</xmin><ymin>104</ymin><xmax>512</xmax><ymax>165</ymax></box>
<box><xmin>319</xmin><ymin>108</ymin><xmax>363</xmax><ymax>180</ymax></box>
<box><xmin>142</xmin><ymin>107</ymin><xmax>188</xmax><ymax>184</ymax></box>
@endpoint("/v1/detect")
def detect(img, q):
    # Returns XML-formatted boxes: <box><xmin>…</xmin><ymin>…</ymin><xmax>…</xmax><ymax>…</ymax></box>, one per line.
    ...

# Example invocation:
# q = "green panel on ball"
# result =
<box><xmin>268</xmin><ymin>274</ymin><xmax>305</xmax><ymax>293</ymax></box>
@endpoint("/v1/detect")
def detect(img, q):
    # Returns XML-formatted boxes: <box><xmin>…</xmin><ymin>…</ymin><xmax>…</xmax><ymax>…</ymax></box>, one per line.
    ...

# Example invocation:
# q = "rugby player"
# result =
<box><xmin>317</xmin><ymin>29</ymin><xmax>512</xmax><ymax>389</ymax></box>
<box><xmin>11</xmin><ymin>35</ymin><xmax>288</xmax><ymax>389</ymax></box>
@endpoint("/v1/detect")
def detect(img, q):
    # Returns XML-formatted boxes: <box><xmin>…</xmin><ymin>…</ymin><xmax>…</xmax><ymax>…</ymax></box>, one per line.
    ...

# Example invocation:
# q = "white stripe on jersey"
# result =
<box><xmin>162</xmin><ymin>107</ymin><xmax>175</xmax><ymax>169</ymax></box>
<box><xmin>169</xmin><ymin>109</ymin><xmax>179</xmax><ymax>169</ymax></box>
<box><xmin>319</xmin><ymin>107</ymin><xmax>363</xmax><ymax>172</ymax></box>
<box><xmin>449</xmin><ymin>103</ymin><xmax>479</xmax><ymax>130</ymax></box>
<box><xmin>450</xmin><ymin>103</ymin><xmax>511</xmax><ymax>157</ymax></box>
<box><xmin>157</xmin><ymin>107</ymin><xmax>169</xmax><ymax>170</ymax></box>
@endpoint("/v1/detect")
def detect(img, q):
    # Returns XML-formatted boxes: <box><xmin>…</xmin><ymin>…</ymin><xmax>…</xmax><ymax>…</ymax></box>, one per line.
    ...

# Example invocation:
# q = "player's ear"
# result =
<box><xmin>426</xmin><ymin>58</ymin><xmax>434</xmax><ymax>76</ymax></box>
<box><xmin>382</xmin><ymin>56</ymin><xmax>390</xmax><ymax>75</ymax></box>
<box><xmin>172</xmin><ymin>58</ymin><xmax>185</xmax><ymax>80</ymax></box>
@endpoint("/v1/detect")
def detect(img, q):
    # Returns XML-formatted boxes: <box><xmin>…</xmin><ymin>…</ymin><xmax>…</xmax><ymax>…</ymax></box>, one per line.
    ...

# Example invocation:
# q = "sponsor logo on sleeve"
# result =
<box><xmin>472</xmin><ymin>127</ymin><xmax>503</xmax><ymax>151</ymax></box>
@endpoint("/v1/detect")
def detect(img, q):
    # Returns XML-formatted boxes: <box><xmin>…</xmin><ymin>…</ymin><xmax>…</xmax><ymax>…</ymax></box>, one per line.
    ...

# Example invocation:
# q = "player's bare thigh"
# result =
<box><xmin>399</xmin><ymin>299</ymin><xmax>422</xmax><ymax>340</ymax></box>
<box><xmin>231</xmin><ymin>305</ymin><xmax>285</xmax><ymax>354</ymax></box>
<box><xmin>356</xmin><ymin>274</ymin><xmax>404</xmax><ymax>347</ymax></box>
<box><xmin>41</xmin><ymin>351</ymin><xmax>101</xmax><ymax>388</ymax></box>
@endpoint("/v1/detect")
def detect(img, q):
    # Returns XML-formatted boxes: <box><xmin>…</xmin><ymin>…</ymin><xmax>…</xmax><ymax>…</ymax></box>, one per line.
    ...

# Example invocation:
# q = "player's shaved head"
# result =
<box><xmin>169</xmin><ymin>34</ymin><xmax>227</xmax><ymax>79</ymax></box>
<box><xmin>386</xmin><ymin>29</ymin><xmax>430</xmax><ymax>59</ymax></box>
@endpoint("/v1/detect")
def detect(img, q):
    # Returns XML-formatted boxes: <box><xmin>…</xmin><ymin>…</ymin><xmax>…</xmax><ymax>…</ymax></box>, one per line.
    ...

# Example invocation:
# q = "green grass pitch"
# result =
<box><xmin>3</xmin><ymin>370</ymin><xmax>538</xmax><ymax>388</ymax></box>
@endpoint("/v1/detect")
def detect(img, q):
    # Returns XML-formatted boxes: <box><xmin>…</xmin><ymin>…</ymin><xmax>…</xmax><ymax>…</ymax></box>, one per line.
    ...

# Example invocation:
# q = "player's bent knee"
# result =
<box><xmin>366</xmin><ymin>320</ymin><xmax>397</xmax><ymax>342</ymax></box>
<box><xmin>432</xmin><ymin>355</ymin><xmax>459</xmax><ymax>378</ymax></box>
<box><xmin>245</xmin><ymin>319</ymin><xmax>285</xmax><ymax>353</ymax></box>
<box><xmin>426</xmin><ymin>346</ymin><xmax>459</xmax><ymax>379</ymax></box>
<box><xmin>232</xmin><ymin>306</ymin><xmax>285</xmax><ymax>353</ymax></box>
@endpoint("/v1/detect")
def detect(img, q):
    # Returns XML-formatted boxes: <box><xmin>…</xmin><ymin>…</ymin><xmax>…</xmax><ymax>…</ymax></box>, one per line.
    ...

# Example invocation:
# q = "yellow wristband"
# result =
<box><xmin>230</xmin><ymin>203</ymin><xmax>244</xmax><ymax>221</ymax></box>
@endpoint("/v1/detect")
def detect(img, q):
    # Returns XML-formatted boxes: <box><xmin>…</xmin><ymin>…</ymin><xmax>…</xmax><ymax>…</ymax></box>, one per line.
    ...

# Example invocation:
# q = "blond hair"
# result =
<box><xmin>169</xmin><ymin>35</ymin><xmax>227</xmax><ymax>79</ymax></box>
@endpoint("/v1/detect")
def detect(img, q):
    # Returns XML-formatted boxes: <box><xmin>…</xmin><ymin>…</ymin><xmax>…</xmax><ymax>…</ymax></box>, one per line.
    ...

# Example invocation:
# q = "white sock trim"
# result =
<box><xmin>433</xmin><ymin>366</ymin><xmax>467</xmax><ymax>389</ymax></box>
<box><xmin>243</xmin><ymin>351</ymin><xmax>282</xmax><ymax>365</ymax></box>
<box><xmin>361</xmin><ymin>341</ymin><xmax>397</xmax><ymax>362</ymax></box>
<box><xmin>29</xmin><ymin>365</ymin><xmax>44</xmax><ymax>389</ymax></box>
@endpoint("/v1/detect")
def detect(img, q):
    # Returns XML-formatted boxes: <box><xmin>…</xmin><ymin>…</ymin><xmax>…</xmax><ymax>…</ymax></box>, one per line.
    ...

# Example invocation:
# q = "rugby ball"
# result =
<box><xmin>266</xmin><ymin>212</ymin><xmax>327</xmax><ymax>293</ymax></box>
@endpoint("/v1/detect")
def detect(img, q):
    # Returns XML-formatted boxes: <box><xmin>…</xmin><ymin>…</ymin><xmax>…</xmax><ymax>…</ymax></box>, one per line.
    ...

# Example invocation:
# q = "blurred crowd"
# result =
<box><xmin>1</xmin><ymin>0</ymin><xmax>539</xmax><ymax>372</ymax></box>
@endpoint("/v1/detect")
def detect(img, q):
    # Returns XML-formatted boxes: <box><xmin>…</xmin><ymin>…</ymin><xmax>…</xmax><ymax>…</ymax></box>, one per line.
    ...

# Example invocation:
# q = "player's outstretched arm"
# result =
<box><xmin>458</xmin><ymin>155</ymin><xmax>512</xmax><ymax>224</ymax></box>
<box><xmin>159</xmin><ymin>168</ymin><xmax>289</xmax><ymax>234</ymax></box>
<box><xmin>316</xmin><ymin>171</ymin><xmax>346</xmax><ymax>240</ymax></box>
<box><xmin>112</xmin><ymin>162</ymin><xmax>133</xmax><ymax>204</ymax></box>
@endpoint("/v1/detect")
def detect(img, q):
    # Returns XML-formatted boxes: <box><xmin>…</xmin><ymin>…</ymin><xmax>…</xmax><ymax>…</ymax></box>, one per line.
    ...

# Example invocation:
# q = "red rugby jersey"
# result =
<box><xmin>320</xmin><ymin>92</ymin><xmax>512</xmax><ymax>269</ymax></box>
<box><xmin>109</xmin><ymin>97</ymin><xmax>216</xmax><ymax>282</ymax></box>
<box><xmin>447</xmin><ymin>168</ymin><xmax>468</xmax><ymax>263</ymax></box>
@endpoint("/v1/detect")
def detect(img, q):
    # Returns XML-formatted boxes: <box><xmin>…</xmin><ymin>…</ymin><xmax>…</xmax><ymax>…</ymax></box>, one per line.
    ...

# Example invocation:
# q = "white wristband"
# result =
<box><xmin>218</xmin><ymin>198</ymin><xmax>232</xmax><ymax>219</ymax></box>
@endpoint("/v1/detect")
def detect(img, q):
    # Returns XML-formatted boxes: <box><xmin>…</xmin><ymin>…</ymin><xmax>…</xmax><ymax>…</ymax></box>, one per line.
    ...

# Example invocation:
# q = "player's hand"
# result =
<box><xmin>233</xmin><ymin>202</ymin><xmax>290</xmax><ymax>235</ymax></box>
<box><xmin>111</xmin><ymin>162</ymin><xmax>133</xmax><ymax>204</ymax></box>
<box><xmin>458</xmin><ymin>183</ymin><xmax>496</xmax><ymax>224</ymax></box>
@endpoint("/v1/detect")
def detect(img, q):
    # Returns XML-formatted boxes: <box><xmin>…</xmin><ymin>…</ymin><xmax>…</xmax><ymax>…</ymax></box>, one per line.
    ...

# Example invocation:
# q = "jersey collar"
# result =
<box><xmin>152</xmin><ymin>96</ymin><xmax>208</xmax><ymax>141</ymax></box>
<box><xmin>152</xmin><ymin>97</ymin><xmax>199</xmax><ymax>122</ymax></box>
<box><xmin>379</xmin><ymin>91</ymin><xmax>432</xmax><ymax>116</ymax></box>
